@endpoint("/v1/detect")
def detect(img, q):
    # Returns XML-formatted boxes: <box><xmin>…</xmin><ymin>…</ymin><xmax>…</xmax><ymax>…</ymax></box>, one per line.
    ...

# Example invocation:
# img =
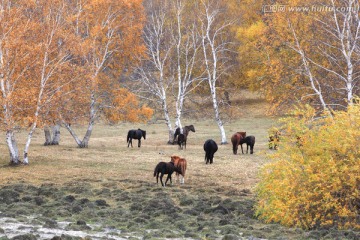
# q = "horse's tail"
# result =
<box><xmin>231</xmin><ymin>138</ymin><xmax>238</xmax><ymax>154</ymax></box>
<box><xmin>153</xmin><ymin>165</ymin><xmax>159</xmax><ymax>177</ymax></box>
<box><xmin>127</xmin><ymin>131</ymin><xmax>131</xmax><ymax>143</ymax></box>
<box><xmin>181</xmin><ymin>160</ymin><xmax>187</xmax><ymax>177</ymax></box>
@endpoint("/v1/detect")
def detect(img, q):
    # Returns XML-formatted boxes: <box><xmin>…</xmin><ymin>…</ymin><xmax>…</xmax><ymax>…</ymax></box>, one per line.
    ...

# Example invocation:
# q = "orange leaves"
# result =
<box><xmin>104</xmin><ymin>88</ymin><xmax>153</xmax><ymax>123</ymax></box>
<box><xmin>256</xmin><ymin>102</ymin><xmax>360</xmax><ymax>230</ymax></box>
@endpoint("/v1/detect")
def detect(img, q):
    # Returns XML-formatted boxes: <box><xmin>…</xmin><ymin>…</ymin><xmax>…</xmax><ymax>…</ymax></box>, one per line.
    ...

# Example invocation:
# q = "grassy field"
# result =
<box><xmin>0</xmin><ymin>117</ymin><xmax>274</xmax><ymax>189</ymax></box>
<box><xmin>0</xmin><ymin>95</ymin><xmax>358</xmax><ymax>239</ymax></box>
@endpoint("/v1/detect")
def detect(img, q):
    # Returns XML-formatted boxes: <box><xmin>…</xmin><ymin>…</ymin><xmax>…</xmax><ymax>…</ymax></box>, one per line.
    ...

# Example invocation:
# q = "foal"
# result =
<box><xmin>153</xmin><ymin>161</ymin><xmax>183</xmax><ymax>187</ymax></box>
<box><xmin>170</xmin><ymin>155</ymin><xmax>187</xmax><ymax>184</ymax></box>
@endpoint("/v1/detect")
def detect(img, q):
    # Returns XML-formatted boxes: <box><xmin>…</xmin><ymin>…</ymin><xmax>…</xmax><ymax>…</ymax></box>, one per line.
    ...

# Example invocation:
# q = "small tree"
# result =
<box><xmin>256</xmin><ymin>102</ymin><xmax>360</xmax><ymax>230</ymax></box>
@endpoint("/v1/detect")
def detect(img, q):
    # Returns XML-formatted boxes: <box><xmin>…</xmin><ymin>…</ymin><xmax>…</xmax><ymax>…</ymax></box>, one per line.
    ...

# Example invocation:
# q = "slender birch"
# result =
<box><xmin>199</xmin><ymin>0</ymin><xmax>231</xmax><ymax>144</ymax></box>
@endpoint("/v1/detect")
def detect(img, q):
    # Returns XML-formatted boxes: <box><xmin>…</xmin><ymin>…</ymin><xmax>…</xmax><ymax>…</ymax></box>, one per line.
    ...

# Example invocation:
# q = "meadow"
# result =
<box><xmin>0</xmin><ymin>95</ymin><xmax>358</xmax><ymax>239</ymax></box>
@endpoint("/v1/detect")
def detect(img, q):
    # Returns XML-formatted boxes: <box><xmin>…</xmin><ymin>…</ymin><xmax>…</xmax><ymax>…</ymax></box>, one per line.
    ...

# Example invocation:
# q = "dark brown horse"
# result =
<box><xmin>240</xmin><ymin>136</ymin><xmax>255</xmax><ymax>154</ymax></box>
<box><xmin>173</xmin><ymin>125</ymin><xmax>195</xmax><ymax>145</ymax></box>
<box><xmin>231</xmin><ymin>132</ymin><xmax>246</xmax><ymax>154</ymax></box>
<box><xmin>154</xmin><ymin>161</ymin><xmax>183</xmax><ymax>187</ymax></box>
<box><xmin>127</xmin><ymin>129</ymin><xmax>146</xmax><ymax>148</ymax></box>
<box><xmin>170</xmin><ymin>155</ymin><xmax>187</xmax><ymax>184</ymax></box>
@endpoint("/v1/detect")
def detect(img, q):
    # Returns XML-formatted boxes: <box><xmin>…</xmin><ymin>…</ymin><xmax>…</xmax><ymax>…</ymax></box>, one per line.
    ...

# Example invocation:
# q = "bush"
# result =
<box><xmin>255</xmin><ymin>103</ymin><xmax>360</xmax><ymax>230</ymax></box>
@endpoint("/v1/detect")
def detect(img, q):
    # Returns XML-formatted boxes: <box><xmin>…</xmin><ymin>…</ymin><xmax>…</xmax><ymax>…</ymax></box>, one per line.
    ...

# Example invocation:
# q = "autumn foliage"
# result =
<box><xmin>256</xmin><ymin>102</ymin><xmax>360</xmax><ymax>230</ymax></box>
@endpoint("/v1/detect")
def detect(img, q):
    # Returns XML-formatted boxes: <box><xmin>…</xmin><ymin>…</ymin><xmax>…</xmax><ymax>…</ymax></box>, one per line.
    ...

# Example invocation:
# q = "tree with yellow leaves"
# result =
<box><xmin>1</xmin><ymin>0</ymin><xmax>80</xmax><ymax>164</ymax></box>
<box><xmin>60</xmin><ymin>0</ymin><xmax>152</xmax><ymax>148</ymax></box>
<box><xmin>256</xmin><ymin>101</ymin><xmax>360</xmax><ymax>230</ymax></box>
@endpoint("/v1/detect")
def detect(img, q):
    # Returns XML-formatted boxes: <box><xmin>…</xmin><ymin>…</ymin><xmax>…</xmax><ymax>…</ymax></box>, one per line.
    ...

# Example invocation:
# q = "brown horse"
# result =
<box><xmin>170</xmin><ymin>155</ymin><xmax>187</xmax><ymax>184</ymax></box>
<box><xmin>231</xmin><ymin>132</ymin><xmax>246</xmax><ymax>154</ymax></box>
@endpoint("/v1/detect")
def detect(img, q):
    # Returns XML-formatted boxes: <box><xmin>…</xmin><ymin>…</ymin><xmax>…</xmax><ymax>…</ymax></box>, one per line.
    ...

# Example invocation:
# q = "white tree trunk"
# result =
<box><xmin>161</xmin><ymin>97</ymin><xmax>174</xmax><ymax>144</ymax></box>
<box><xmin>51</xmin><ymin>124</ymin><xmax>61</xmax><ymax>145</ymax></box>
<box><xmin>6</xmin><ymin>130</ymin><xmax>20</xmax><ymax>165</ymax></box>
<box><xmin>23</xmin><ymin>122</ymin><xmax>37</xmax><ymax>164</ymax></box>
<box><xmin>211</xmin><ymin>89</ymin><xmax>227</xmax><ymax>144</ymax></box>
<box><xmin>200</xmin><ymin>1</ymin><xmax>229</xmax><ymax>144</ymax></box>
<box><xmin>63</xmin><ymin>122</ymin><xmax>82</xmax><ymax>146</ymax></box>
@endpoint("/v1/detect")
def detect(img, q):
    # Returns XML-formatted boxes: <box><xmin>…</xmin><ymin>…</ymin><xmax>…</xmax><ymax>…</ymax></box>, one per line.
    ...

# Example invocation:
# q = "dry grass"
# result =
<box><xmin>0</xmin><ymin>116</ymin><xmax>276</xmax><ymax>192</ymax></box>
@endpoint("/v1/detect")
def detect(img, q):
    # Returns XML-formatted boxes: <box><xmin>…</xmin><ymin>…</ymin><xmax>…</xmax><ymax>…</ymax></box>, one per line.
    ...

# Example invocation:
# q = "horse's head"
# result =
<box><xmin>188</xmin><ymin>125</ymin><xmax>195</xmax><ymax>132</ymax></box>
<box><xmin>170</xmin><ymin>155</ymin><xmax>180</xmax><ymax>165</ymax></box>
<box><xmin>237</xmin><ymin>132</ymin><xmax>246</xmax><ymax>139</ymax></box>
<box><xmin>140</xmin><ymin>129</ymin><xmax>146</xmax><ymax>139</ymax></box>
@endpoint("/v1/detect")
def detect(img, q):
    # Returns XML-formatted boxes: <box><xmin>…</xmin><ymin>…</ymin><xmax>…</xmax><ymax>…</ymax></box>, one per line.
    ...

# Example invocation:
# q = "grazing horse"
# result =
<box><xmin>203</xmin><ymin>139</ymin><xmax>218</xmax><ymax>164</ymax></box>
<box><xmin>173</xmin><ymin>125</ymin><xmax>195</xmax><ymax>144</ymax></box>
<box><xmin>127</xmin><ymin>129</ymin><xmax>146</xmax><ymax>148</ymax></box>
<box><xmin>231</xmin><ymin>132</ymin><xmax>246</xmax><ymax>154</ymax></box>
<box><xmin>154</xmin><ymin>161</ymin><xmax>183</xmax><ymax>187</ymax></box>
<box><xmin>240</xmin><ymin>136</ymin><xmax>255</xmax><ymax>154</ymax></box>
<box><xmin>170</xmin><ymin>155</ymin><xmax>187</xmax><ymax>184</ymax></box>
<box><xmin>177</xmin><ymin>134</ymin><xmax>186</xmax><ymax>149</ymax></box>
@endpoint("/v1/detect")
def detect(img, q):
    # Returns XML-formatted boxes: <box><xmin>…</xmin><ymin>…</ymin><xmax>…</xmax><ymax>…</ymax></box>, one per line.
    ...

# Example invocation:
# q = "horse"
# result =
<box><xmin>231</xmin><ymin>132</ymin><xmax>246</xmax><ymax>154</ymax></box>
<box><xmin>240</xmin><ymin>136</ymin><xmax>255</xmax><ymax>154</ymax></box>
<box><xmin>153</xmin><ymin>161</ymin><xmax>183</xmax><ymax>187</ymax></box>
<box><xmin>127</xmin><ymin>129</ymin><xmax>146</xmax><ymax>148</ymax></box>
<box><xmin>170</xmin><ymin>155</ymin><xmax>187</xmax><ymax>184</ymax></box>
<box><xmin>173</xmin><ymin>125</ymin><xmax>195</xmax><ymax>144</ymax></box>
<box><xmin>203</xmin><ymin>139</ymin><xmax>218</xmax><ymax>164</ymax></box>
<box><xmin>177</xmin><ymin>133</ymin><xmax>186</xmax><ymax>149</ymax></box>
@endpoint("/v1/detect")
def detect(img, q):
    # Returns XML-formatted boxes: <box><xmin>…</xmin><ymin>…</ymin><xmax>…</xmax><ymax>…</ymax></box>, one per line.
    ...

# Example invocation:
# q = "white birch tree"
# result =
<box><xmin>199</xmin><ymin>0</ymin><xmax>232</xmax><ymax>144</ymax></box>
<box><xmin>172</xmin><ymin>0</ymin><xmax>205</xmax><ymax>132</ymax></box>
<box><xmin>288</xmin><ymin>0</ymin><xmax>360</xmax><ymax>112</ymax></box>
<box><xmin>135</xmin><ymin>0</ymin><xmax>205</xmax><ymax>143</ymax></box>
<box><xmin>134</xmin><ymin>0</ymin><xmax>175</xmax><ymax>143</ymax></box>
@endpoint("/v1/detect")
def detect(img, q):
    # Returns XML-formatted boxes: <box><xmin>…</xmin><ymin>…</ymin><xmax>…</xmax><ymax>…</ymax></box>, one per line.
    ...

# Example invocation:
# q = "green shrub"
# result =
<box><xmin>255</xmin><ymin>103</ymin><xmax>360</xmax><ymax>230</ymax></box>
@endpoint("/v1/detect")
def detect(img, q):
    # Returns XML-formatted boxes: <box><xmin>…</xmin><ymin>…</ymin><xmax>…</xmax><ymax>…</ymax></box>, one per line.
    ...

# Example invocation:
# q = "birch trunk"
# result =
<box><xmin>64</xmin><ymin>93</ymin><xmax>96</xmax><ymax>148</ymax></box>
<box><xmin>162</xmin><ymin>98</ymin><xmax>174</xmax><ymax>144</ymax></box>
<box><xmin>23</xmin><ymin>121</ymin><xmax>38</xmax><ymax>164</ymax></box>
<box><xmin>63</xmin><ymin>122</ymin><xmax>83</xmax><ymax>146</ymax></box>
<box><xmin>200</xmin><ymin>1</ymin><xmax>228</xmax><ymax>144</ymax></box>
<box><xmin>211</xmin><ymin>87</ymin><xmax>227</xmax><ymax>144</ymax></box>
<box><xmin>44</xmin><ymin>126</ymin><xmax>52</xmax><ymax>145</ymax></box>
<box><xmin>51</xmin><ymin>124</ymin><xmax>61</xmax><ymax>145</ymax></box>
<box><xmin>6</xmin><ymin>130</ymin><xmax>20</xmax><ymax>165</ymax></box>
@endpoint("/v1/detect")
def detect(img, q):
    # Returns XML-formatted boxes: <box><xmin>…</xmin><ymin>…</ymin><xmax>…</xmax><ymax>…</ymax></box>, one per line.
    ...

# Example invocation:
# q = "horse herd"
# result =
<box><xmin>127</xmin><ymin>125</ymin><xmax>256</xmax><ymax>187</ymax></box>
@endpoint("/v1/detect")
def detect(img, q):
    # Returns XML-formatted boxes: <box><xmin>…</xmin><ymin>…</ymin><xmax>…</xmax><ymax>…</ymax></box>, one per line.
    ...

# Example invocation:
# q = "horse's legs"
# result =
<box><xmin>246</xmin><ymin>144</ymin><xmax>249</xmax><ymax>154</ymax></box>
<box><xmin>128</xmin><ymin>139</ymin><xmax>133</xmax><ymax>148</ymax></box>
<box><xmin>156</xmin><ymin>173</ymin><xmax>159</xmax><ymax>185</ymax></box>
<box><xmin>240</xmin><ymin>143</ymin><xmax>244</xmax><ymax>154</ymax></box>
<box><xmin>180</xmin><ymin>174</ymin><xmax>184</xmax><ymax>184</ymax></box>
<box><xmin>165</xmin><ymin>173</ymin><xmax>172</xmax><ymax>186</ymax></box>
<box><xmin>160</xmin><ymin>172</ymin><xmax>165</xmax><ymax>187</ymax></box>
<box><xmin>138</xmin><ymin>139</ymin><xmax>141</xmax><ymax>148</ymax></box>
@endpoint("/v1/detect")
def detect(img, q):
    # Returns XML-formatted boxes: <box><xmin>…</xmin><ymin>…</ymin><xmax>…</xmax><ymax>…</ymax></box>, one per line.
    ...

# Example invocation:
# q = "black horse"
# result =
<box><xmin>154</xmin><ymin>161</ymin><xmax>183</xmax><ymax>187</ymax></box>
<box><xmin>127</xmin><ymin>129</ymin><xmax>146</xmax><ymax>148</ymax></box>
<box><xmin>173</xmin><ymin>125</ymin><xmax>195</xmax><ymax>145</ymax></box>
<box><xmin>240</xmin><ymin>136</ymin><xmax>255</xmax><ymax>154</ymax></box>
<box><xmin>203</xmin><ymin>139</ymin><xmax>218</xmax><ymax>164</ymax></box>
